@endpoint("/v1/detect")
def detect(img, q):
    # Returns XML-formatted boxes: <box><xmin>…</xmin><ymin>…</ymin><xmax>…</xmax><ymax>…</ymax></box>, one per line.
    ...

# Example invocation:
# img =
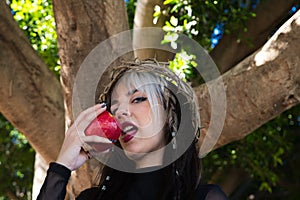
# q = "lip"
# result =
<box><xmin>122</xmin><ymin>133</ymin><xmax>135</xmax><ymax>143</ymax></box>
<box><xmin>120</xmin><ymin>121</ymin><xmax>137</xmax><ymax>143</ymax></box>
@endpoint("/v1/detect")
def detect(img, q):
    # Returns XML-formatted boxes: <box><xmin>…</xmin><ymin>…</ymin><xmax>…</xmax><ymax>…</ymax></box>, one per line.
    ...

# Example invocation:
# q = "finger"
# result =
<box><xmin>75</xmin><ymin>103</ymin><xmax>107</xmax><ymax>131</ymax></box>
<box><xmin>76</xmin><ymin>103</ymin><xmax>106</xmax><ymax>125</ymax></box>
<box><xmin>81</xmin><ymin>136</ymin><xmax>114</xmax><ymax>153</ymax></box>
<box><xmin>81</xmin><ymin>135</ymin><xmax>113</xmax><ymax>144</ymax></box>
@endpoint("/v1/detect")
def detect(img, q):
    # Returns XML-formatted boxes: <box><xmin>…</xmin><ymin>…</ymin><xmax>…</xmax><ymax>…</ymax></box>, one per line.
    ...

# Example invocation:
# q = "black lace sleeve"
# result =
<box><xmin>195</xmin><ymin>184</ymin><xmax>228</xmax><ymax>200</ymax></box>
<box><xmin>37</xmin><ymin>162</ymin><xmax>71</xmax><ymax>200</ymax></box>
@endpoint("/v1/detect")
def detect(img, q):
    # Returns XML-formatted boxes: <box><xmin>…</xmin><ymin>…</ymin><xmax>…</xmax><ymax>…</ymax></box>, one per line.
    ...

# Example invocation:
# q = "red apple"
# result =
<box><xmin>85</xmin><ymin>111</ymin><xmax>121</xmax><ymax>142</ymax></box>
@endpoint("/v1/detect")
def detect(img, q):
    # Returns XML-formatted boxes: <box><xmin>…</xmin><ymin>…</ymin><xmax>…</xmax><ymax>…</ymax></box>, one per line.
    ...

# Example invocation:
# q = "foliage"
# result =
<box><xmin>158</xmin><ymin>0</ymin><xmax>258</xmax><ymax>84</ymax></box>
<box><xmin>10</xmin><ymin>0</ymin><xmax>60</xmax><ymax>77</ymax></box>
<box><xmin>126</xmin><ymin>0</ymin><xmax>137</xmax><ymax>29</ymax></box>
<box><xmin>202</xmin><ymin>105</ymin><xmax>300</xmax><ymax>199</ymax></box>
<box><xmin>156</xmin><ymin>0</ymin><xmax>258</xmax><ymax>50</ymax></box>
<box><xmin>207</xmin><ymin>106</ymin><xmax>300</xmax><ymax>199</ymax></box>
<box><xmin>168</xmin><ymin>49</ymin><xmax>197</xmax><ymax>82</ymax></box>
<box><xmin>0</xmin><ymin>114</ymin><xmax>35</xmax><ymax>200</ymax></box>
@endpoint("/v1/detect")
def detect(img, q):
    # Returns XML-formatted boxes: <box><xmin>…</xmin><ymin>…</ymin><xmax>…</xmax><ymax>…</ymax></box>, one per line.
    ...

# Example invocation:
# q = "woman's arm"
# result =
<box><xmin>37</xmin><ymin>103</ymin><xmax>112</xmax><ymax>199</ymax></box>
<box><xmin>37</xmin><ymin>162</ymin><xmax>71</xmax><ymax>200</ymax></box>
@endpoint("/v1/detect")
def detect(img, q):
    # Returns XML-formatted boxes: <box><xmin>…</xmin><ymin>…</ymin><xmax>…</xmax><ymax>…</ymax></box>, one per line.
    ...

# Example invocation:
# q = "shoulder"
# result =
<box><xmin>195</xmin><ymin>184</ymin><xmax>228</xmax><ymax>200</ymax></box>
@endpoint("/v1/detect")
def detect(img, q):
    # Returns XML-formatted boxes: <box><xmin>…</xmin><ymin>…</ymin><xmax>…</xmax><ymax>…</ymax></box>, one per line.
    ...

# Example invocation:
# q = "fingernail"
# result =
<box><xmin>101</xmin><ymin>102</ymin><xmax>107</xmax><ymax>108</ymax></box>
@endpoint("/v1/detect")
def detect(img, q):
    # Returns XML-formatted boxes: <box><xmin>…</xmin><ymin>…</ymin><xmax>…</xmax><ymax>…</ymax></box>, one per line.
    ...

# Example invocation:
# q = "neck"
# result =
<box><xmin>135</xmin><ymin>148</ymin><xmax>164</xmax><ymax>169</ymax></box>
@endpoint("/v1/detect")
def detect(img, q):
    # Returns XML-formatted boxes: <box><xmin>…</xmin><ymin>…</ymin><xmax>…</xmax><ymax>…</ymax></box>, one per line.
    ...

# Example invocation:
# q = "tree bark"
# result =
<box><xmin>0</xmin><ymin>1</ymin><xmax>64</xmax><ymax>163</ymax></box>
<box><xmin>210</xmin><ymin>0</ymin><xmax>299</xmax><ymax>73</ymax></box>
<box><xmin>51</xmin><ymin>0</ymin><xmax>131</xmax><ymax>197</ymax></box>
<box><xmin>197</xmin><ymin>10</ymin><xmax>300</xmax><ymax>155</ymax></box>
<box><xmin>52</xmin><ymin>0</ymin><xmax>130</xmax><ymax>127</ymax></box>
<box><xmin>133</xmin><ymin>0</ymin><xmax>174</xmax><ymax>61</ymax></box>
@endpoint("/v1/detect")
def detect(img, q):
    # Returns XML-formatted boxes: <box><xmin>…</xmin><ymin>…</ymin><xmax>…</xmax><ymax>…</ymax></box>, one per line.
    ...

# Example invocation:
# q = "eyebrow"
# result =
<box><xmin>110</xmin><ymin>88</ymin><xmax>139</xmax><ymax>106</ymax></box>
<box><xmin>128</xmin><ymin>89</ymin><xmax>138</xmax><ymax>96</ymax></box>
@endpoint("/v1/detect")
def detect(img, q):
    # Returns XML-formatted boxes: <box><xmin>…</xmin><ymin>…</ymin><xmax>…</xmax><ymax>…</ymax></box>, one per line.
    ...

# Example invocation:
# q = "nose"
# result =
<box><xmin>115</xmin><ymin>104</ymin><xmax>130</xmax><ymax>119</ymax></box>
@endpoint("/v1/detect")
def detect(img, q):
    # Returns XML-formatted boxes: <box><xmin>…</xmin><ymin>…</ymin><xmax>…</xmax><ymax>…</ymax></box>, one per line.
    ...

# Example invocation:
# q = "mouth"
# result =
<box><xmin>121</xmin><ymin>122</ymin><xmax>138</xmax><ymax>143</ymax></box>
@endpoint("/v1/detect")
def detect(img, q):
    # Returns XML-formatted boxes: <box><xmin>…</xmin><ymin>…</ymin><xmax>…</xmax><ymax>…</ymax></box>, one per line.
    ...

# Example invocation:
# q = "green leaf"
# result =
<box><xmin>259</xmin><ymin>182</ymin><xmax>272</xmax><ymax>193</ymax></box>
<box><xmin>164</xmin><ymin>0</ymin><xmax>178</xmax><ymax>5</ymax></box>
<box><xmin>170</xmin><ymin>16</ymin><xmax>178</xmax><ymax>26</ymax></box>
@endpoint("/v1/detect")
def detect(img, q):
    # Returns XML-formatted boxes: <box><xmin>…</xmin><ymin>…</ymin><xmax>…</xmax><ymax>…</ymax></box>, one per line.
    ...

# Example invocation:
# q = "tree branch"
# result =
<box><xmin>133</xmin><ymin>0</ymin><xmax>174</xmax><ymax>61</ymax></box>
<box><xmin>0</xmin><ymin>1</ymin><xmax>64</xmax><ymax>163</ymax></box>
<box><xmin>210</xmin><ymin>0</ymin><xmax>299</xmax><ymax>73</ymax></box>
<box><xmin>198</xmin><ymin>10</ymin><xmax>300</xmax><ymax>155</ymax></box>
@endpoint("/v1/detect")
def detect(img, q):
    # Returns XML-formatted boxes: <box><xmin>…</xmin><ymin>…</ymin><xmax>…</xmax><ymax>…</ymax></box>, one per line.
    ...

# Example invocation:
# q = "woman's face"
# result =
<box><xmin>110</xmin><ymin>82</ymin><xmax>167</xmax><ymax>166</ymax></box>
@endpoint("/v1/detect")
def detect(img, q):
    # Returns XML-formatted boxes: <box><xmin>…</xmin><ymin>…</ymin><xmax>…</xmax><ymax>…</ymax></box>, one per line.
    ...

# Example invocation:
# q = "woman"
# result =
<box><xmin>37</xmin><ymin>59</ymin><xmax>228</xmax><ymax>200</ymax></box>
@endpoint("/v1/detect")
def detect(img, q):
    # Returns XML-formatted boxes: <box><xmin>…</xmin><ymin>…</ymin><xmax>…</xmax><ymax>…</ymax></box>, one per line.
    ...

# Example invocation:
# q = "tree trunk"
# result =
<box><xmin>0</xmin><ymin>1</ymin><xmax>65</xmax><ymax>163</ymax></box>
<box><xmin>210</xmin><ymin>0</ymin><xmax>298</xmax><ymax>73</ymax></box>
<box><xmin>52</xmin><ymin>0</ymin><xmax>130</xmax><ymax>127</ymax></box>
<box><xmin>51</xmin><ymin>0</ymin><xmax>131</xmax><ymax>197</ymax></box>
<box><xmin>197</xmin><ymin>10</ymin><xmax>300</xmax><ymax>155</ymax></box>
<box><xmin>133</xmin><ymin>0</ymin><xmax>174</xmax><ymax>61</ymax></box>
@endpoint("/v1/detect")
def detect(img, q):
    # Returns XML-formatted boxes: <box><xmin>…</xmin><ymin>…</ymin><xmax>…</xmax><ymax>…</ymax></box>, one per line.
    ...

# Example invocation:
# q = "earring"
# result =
<box><xmin>172</xmin><ymin>131</ymin><xmax>177</xmax><ymax>149</ymax></box>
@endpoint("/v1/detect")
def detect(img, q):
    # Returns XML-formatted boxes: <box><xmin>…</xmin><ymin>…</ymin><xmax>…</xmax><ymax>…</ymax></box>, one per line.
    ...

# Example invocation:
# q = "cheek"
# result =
<box><xmin>134</xmin><ymin>103</ymin><xmax>152</xmax><ymax>126</ymax></box>
<box><xmin>138</xmin><ymin>105</ymin><xmax>167</xmax><ymax>138</ymax></box>
<box><xmin>141</xmin><ymin>109</ymin><xmax>152</xmax><ymax>126</ymax></box>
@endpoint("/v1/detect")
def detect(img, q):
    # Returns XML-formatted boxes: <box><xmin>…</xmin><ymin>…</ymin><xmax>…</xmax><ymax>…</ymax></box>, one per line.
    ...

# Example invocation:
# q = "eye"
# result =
<box><xmin>132</xmin><ymin>97</ymin><xmax>147</xmax><ymax>103</ymax></box>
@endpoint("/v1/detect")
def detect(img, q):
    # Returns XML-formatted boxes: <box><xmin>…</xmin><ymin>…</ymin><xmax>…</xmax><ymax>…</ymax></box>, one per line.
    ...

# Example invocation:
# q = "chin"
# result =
<box><xmin>124</xmin><ymin>149</ymin><xmax>147</xmax><ymax>161</ymax></box>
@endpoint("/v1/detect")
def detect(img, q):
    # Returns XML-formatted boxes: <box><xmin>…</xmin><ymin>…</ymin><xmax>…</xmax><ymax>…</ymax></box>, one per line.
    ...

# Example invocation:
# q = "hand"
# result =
<box><xmin>56</xmin><ymin>103</ymin><xmax>112</xmax><ymax>171</ymax></box>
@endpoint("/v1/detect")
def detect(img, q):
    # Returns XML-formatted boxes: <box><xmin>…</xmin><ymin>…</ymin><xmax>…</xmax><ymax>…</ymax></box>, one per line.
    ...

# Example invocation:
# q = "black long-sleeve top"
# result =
<box><xmin>37</xmin><ymin>162</ymin><xmax>228</xmax><ymax>200</ymax></box>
